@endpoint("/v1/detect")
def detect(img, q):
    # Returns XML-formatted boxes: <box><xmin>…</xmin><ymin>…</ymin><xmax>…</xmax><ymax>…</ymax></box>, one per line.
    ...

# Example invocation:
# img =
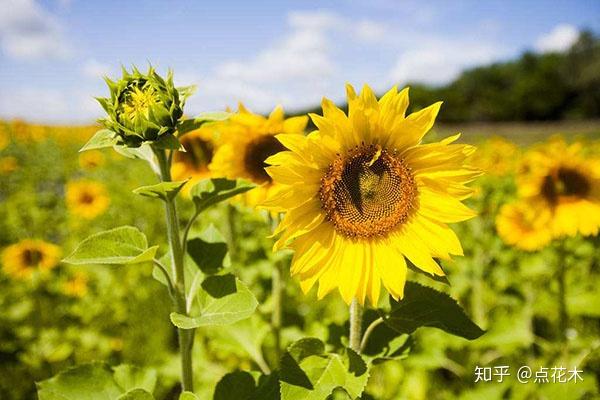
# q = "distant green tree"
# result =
<box><xmin>294</xmin><ymin>30</ymin><xmax>599</xmax><ymax>124</ymax></box>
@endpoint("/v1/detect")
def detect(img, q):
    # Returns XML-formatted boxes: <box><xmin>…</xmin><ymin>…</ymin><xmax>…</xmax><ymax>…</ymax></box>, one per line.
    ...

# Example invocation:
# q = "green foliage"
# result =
<box><xmin>170</xmin><ymin>274</ymin><xmax>258</xmax><ymax>328</ymax></box>
<box><xmin>187</xmin><ymin>225</ymin><xmax>230</xmax><ymax>274</ymax></box>
<box><xmin>381</xmin><ymin>282</ymin><xmax>485</xmax><ymax>340</ymax></box>
<box><xmin>36</xmin><ymin>362</ymin><xmax>156</xmax><ymax>400</ymax></box>
<box><xmin>279</xmin><ymin>339</ymin><xmax>369</xmax><ymax>400</ymax></box>
<box><xmin>177</xmin><ymin>112</ymin><xmax>232</xmax><ymax>136</ymax></box>
<box><xmin>63</xmin><ymin>226</ymin><xmax>158</xmax><ymax>265</ymax></box>
<box><xmin>133</xmin><ymin>180</ymin><xmax>189</xmax><ymax>201</ymax></box>
<box><xmin>190</xmin><ymin>178</ymin><xmax>255</xmax><ymax>214</ymax></box>
<box><xmin>79</xmin><ymin>129</ymin><xmax>118</xmax><ymax>152</ymax></box>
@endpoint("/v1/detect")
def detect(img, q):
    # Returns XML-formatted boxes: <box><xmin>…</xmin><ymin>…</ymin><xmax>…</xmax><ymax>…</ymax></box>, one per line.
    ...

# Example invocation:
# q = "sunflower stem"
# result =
<box><xmin>155</xmin><ymin>148</ymin><xmax>195</xmax><ymax>392</ymax></box>
<box><xmin>269</xmin><ymin>213</ymin><xmax>284</xmax><ymax>365</ymax></box>
<box><xmin>557</xmin><ymin>241</ymin><xmax>568</xmax><ymax>349</ymax></box>
<box><xmin>349</xmin><ymin>298</ymin><xmax>363</xmax><ymax>353</ymax></box>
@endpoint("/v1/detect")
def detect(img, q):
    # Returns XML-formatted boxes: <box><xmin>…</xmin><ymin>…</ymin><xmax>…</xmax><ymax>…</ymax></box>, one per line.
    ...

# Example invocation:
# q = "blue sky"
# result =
<box><xmin>0</xmin><ymin>0</ymin><xmax>598</xmax><ymax>123</ymax></box>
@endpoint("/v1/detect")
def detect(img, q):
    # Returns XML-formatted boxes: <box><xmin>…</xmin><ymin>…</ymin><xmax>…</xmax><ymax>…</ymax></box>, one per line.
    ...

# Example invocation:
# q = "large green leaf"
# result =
<box><xmin>37</xmin><ymin>362</ymin><xmax>156</xmax><ymax>400</ymax></box>
<box><xmin>382</xmin><ymin>281</ymin><xmax>485</xmax><ymax>340</ymax></box>
<box><xmin>180</xmin><ymin>392</ymin><xmax>200</xmax><ymax>400</ymax></box>
<box><xmin>187</xmin><ymin>225</ymin><xmax>229</xmax><ymax>274</ymax></box>
<box><xmin>213</xmin><ymin>371</ymin><xmax>280</xmax><ymax>400</ymax></box>
<box><xmin>117</xmin><ymin>389</ymin><xmax>155</xmax><ymax>400</ymax></box>
<box><xmin>133</xmin><ymin>180</ymin><xmax>188</xmax><ymax>201</ymax></box>
<box><xmin>79</xmin><ymin>129</ymin><xmax>117</xmax><ymax>152</ymax></box>
<box><xmin>170</xmin><ymin>274</ymin><xmax>258</xmax><ymax>328</ymax></box>
<box><xmin>279</xmin><ymin>339</ymin><xmax>369</xmax><ymax>400</ymax></box>
<box><xmin>190</xmin><ymin>178</ymin><xmax>254</xmax><ymax>214</ymax></box>
<box><xmin>63</xmin><ymin>226</ymin><xmax>158</xmax><ymax>265</ymax></box>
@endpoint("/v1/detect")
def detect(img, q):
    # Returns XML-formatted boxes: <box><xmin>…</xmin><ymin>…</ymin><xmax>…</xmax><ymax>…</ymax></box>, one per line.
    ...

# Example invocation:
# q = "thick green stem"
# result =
<box><xmin>349</xmin><ymin>298</ymin><xmax>363</xmax><ymax>353</ymax></box>
<box><xmin>155</xmin><ymin>149</ymin><xmax>195</xmax><ymax>392</ymax></box>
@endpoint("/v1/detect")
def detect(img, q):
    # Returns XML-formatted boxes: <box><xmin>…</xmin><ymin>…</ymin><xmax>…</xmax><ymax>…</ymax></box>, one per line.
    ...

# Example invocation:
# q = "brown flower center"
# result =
<box><xmin>176</xmin><ymin>134</ymin><xmax>214</xmax><ymax>172</ymax></box>
<box><xmin>22</xmin><ymin>248</ymin><xmax>43</xmax><ymax>267</ymax></box>
<box><xmin>79</xmin><ymin>192</ymin><xmax>95</xmax><ymax>205</ymax></box>
<box><xmin>319</xmin><ymin>144</ymin><xmax>417</xmax><ymax>239</ymax></box>
<box><xmin>244</xmin><ymin>135</ymin><xmax>286</xmax><ymax>183</ymax></box>
<box><xmin>541</xmin><ymin>166</ymin><xmax>590</xmax><ymax>204</ymax></box>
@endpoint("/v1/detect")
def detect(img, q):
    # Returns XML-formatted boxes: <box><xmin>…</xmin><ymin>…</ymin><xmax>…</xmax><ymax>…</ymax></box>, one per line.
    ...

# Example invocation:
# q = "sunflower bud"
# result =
<box><xmin>96</xmin><ymin>66</ymin><xmax>190</xmax><ymax>147</ymax></box>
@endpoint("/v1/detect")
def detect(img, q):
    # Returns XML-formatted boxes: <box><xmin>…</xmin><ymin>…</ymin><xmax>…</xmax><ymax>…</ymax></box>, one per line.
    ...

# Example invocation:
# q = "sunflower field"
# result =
<box><xmin>1</xmin><ymin>68</ymin><xmax>600</xmax><ymax>400</ymax></box>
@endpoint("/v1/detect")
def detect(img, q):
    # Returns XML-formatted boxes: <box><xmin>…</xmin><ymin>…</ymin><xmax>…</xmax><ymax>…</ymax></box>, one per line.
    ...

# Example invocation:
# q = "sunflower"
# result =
<box><xmin>62</xmin><ymin>272</ymin><xmax>89</xmax><ymax>297</ymax></box>
<box><xmin>78</xmin><ymin>150</ymin><xmax>105</xmax><ymax>170</ymax></box>
<box><xmin>262</xmin><ymin>84</ymin><xmax>480</xmax><ymax>305</ymax></box>
<box><xmin>0</xmin><ymin>124</ymin><xmax>9</xmax><ymax>150</ymax></box>
<box><xmin>517</xmin><ymin>138</ymin><xmax>600</xmax><ymax>238</ymax></box>
<box><xmin>66</xmin><ymin>180</ymin><xmax>110</xmax><ymax>219</ymax></box>
<box><xmin>471</xmin><ymin>136</ymin><xmax>519</xmax><ymax>177</ymax></box>
<box><xmin>171</xmin><ymin>126</ymin><xmax>215</xmax><ymax>194</ymax></box>
<box><xmin>1</xmin><ymin>239</ymin><xmax>61</xmax><ymax>280</ymax></box>
<box><xmin>496</xmin><ymin>200</ymin><xmax>553</xmax><ymax>251</ymax></box>
<box><xmin>209</xmin><ymin>104</ymin><xmax>308</xmax><ymax>206</ymax></box>
<box><xmin>0</xmin><ymin>156</ymin><xmax>18</xmax><ymax>175</ymax></box>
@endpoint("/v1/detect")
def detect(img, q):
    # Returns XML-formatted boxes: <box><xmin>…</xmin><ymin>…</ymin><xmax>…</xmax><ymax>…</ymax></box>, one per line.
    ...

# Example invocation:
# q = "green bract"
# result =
<box><xmin>96</xmin><ymin>66</ymin><xmax>193</xmax><ymax>147</ymax></box>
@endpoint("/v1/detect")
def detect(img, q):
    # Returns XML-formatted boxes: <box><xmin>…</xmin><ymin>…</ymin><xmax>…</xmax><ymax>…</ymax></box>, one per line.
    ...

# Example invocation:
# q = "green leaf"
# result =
<box><xmin>214</xmin><ymin>371</ymin><xmax>256</xmax><ymax>400</ymax></box>
<box><xmin>113</xmin><ymin>365</ymin><xmax>157</xmax><ymax>392</ymax></box>
<box><xmin>37</xmin><ymin>362</ymin><xmax>156</xmax><ymax>400</ymax></box>
<box><xmin>133</xmin><ymin>180</ymin><xmax>188</xmax><ymax>201</ymax></box>
<box><xmin>80</xmin><ymin>129</ymin><xmax>117</xmax><ymax>152</ymax></box>
<box><xmin>190</xmin><ymin>178</ymin><xmax>254</xmax><ymax>214</ymax></box>
<box><xmin>213</xmin><ymin>371</ymin><xmax>280</xmax><ymax>400</ymax></box>
<box><xmin>360</xmin><ymin>310</ymin><xmax>412</xmax><ymax>364</ymax></box>
<box><xmin>63</xmin><ymin>226</ymin><xmax>158</xmax><ymax>265</ymax></box>
<box><xmin>178</xmin><ymin>112</ymin><xmax>231</xmax><ymax>135</ymax></box>
<box><xmin>37</xmin><ymin>362</ymin><xmax>122</xmax><ymax>400</ymax></box>
<box><xmin>170</xmin><ymin>274</ymin><xmax>258</xmax><ymax>329</ymax></box>
<box><xmin>382</xmin><ymin>281</ymin><xmax>485</xmax><ymax>340</ymax></box>
<box><xmin>187</xmin><ymin>225</ymin><xmax>229</xmax><ymax>274</ymax></box>
<box><xmin>117</xmin><ymin>389</ymin><xmax>155</xmax><ymax>400</ymax></box>
<box><xmin>180</xmin><ymin>392</ymin><xmax>200</xmax><ymax>400</ymax></box>
<box><xmin>152</xmin><ymin>133</ymin><xmax>184</xmax><ymax>150</ymax></box>
<box><xmin>279</xmin><ymin>340</ymin><xmax>369</xmax><ymax>400</ymax></box>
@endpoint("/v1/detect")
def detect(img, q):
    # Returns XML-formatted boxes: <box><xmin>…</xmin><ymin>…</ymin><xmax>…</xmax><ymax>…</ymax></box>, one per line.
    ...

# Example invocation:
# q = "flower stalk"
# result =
<box><xmin>349</xmin><ymin>298</ymin><xmax>363</xmax><ymax>353</ymax></box>
<box><xmin>155</xmin><ymin>148</ymin><xmax>195</xmax><ymax>392</ymax></box>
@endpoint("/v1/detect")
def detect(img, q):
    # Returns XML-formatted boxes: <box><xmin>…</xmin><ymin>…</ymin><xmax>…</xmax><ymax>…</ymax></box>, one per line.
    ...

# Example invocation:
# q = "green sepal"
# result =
<box><xmin>80</xmin><ymin>129</ymin><xmax>118</xmax><ymax>152</ymax></box>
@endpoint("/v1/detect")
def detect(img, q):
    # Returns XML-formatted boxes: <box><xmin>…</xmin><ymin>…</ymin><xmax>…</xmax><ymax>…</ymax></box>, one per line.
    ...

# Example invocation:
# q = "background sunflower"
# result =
<box><xmin>1</xmin><ymin>239</ymin><xmax>61</xmax><ymax>280</ymax></box>
<box><xmin>209</xmin><ymin>104</ymin><xmax>308</xmax><ymax>206</ymax></box>
<box><xmin>65</xmin><ymin>180</ymin><xmax>110</xmax><ymax>219</ymax></box>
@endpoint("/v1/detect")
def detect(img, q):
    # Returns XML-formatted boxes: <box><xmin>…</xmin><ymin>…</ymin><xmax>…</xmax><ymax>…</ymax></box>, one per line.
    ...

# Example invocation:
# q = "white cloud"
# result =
<box><xmin>81</xmin><ymin>59</ymin><xmax>114</xmax><ymax>78</ymax></box>
<box><xmin>389</xmin><ymin>41</ymin><xmax>502</xmax><ymax>85</ymax></box>
<box><xmin>535</xmin><ymin>24</ymin><xmax>579</xmax><ymax>53</ymax></box>
<box><xmin>0</xmin><ymin>0</ymin><xmax>71</xmax><ymax>60</ymax></box>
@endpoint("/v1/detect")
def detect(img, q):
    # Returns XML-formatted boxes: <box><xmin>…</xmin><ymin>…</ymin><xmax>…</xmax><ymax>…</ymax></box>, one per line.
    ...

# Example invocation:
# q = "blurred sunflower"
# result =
<box><xmin>78</xmin><ymin>150</ymin><xmax>105</xmax><ymax>170</ymax></box>
<box><xmin>171</xmin><ymin>126</ymin><xmax>215</xmax><ymax>194</ymax></box>
<box><xmin>0</xmin><ymin>125</ymin><xmax>9</xmax><ymax>150</ymax></box>
<box><xmin>471</xmin><ymin>136</ymin><xmax>519</xmax><ymax>176</ymax></box>
<box><xmin>262</xmin><ymin>84</ymin><xmax>480</xmax><ymax>305</ymax></box>
<box><xmin>496</xmin><ymin>200</ymin><xmax>553</xmax><ymax>251</ymax></box>
<box><xmin>62</xmin><ymin>272</ymin><xmax>89</xmax><ymax>298</ymax></box>
<box><xmin>209</xmin><ymin>104</ymin><xmax>308</xmax><ymax>206</ymax></box>
<box><xmin>0</xmin><ymin>156</ymin><xmax>18</xmax><ymax>175</ymax></box>
<box><xmin>1</xmin><ymin>239</ymin><xmax>61</xmax><ymax>280</ymax></box>
<box><xmin>66</xmin><ymin>180</ymin><xmax>110</xmax><ymax>219</ymax></box>
<box><xmin>518</xmin><ymin>138</ymin><xmax>600</xmax><ymax>238</ymax></box>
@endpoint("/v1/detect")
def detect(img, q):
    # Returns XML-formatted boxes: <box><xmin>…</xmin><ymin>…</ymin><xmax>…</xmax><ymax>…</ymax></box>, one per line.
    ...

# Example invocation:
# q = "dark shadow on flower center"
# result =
<box><xmin>541</xmin><ymin>166</ymin><xmax>590</xmax><ymax>204</ymax></box>
<box><xmin>244</xmin><ymin>135</ymin><xmax>286</xmax><ymax>183</ymax></box>
<box><xmin>320</xmin><ymin>144</ymin><xmax>417</xmax><ymax>239</ymax></box>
